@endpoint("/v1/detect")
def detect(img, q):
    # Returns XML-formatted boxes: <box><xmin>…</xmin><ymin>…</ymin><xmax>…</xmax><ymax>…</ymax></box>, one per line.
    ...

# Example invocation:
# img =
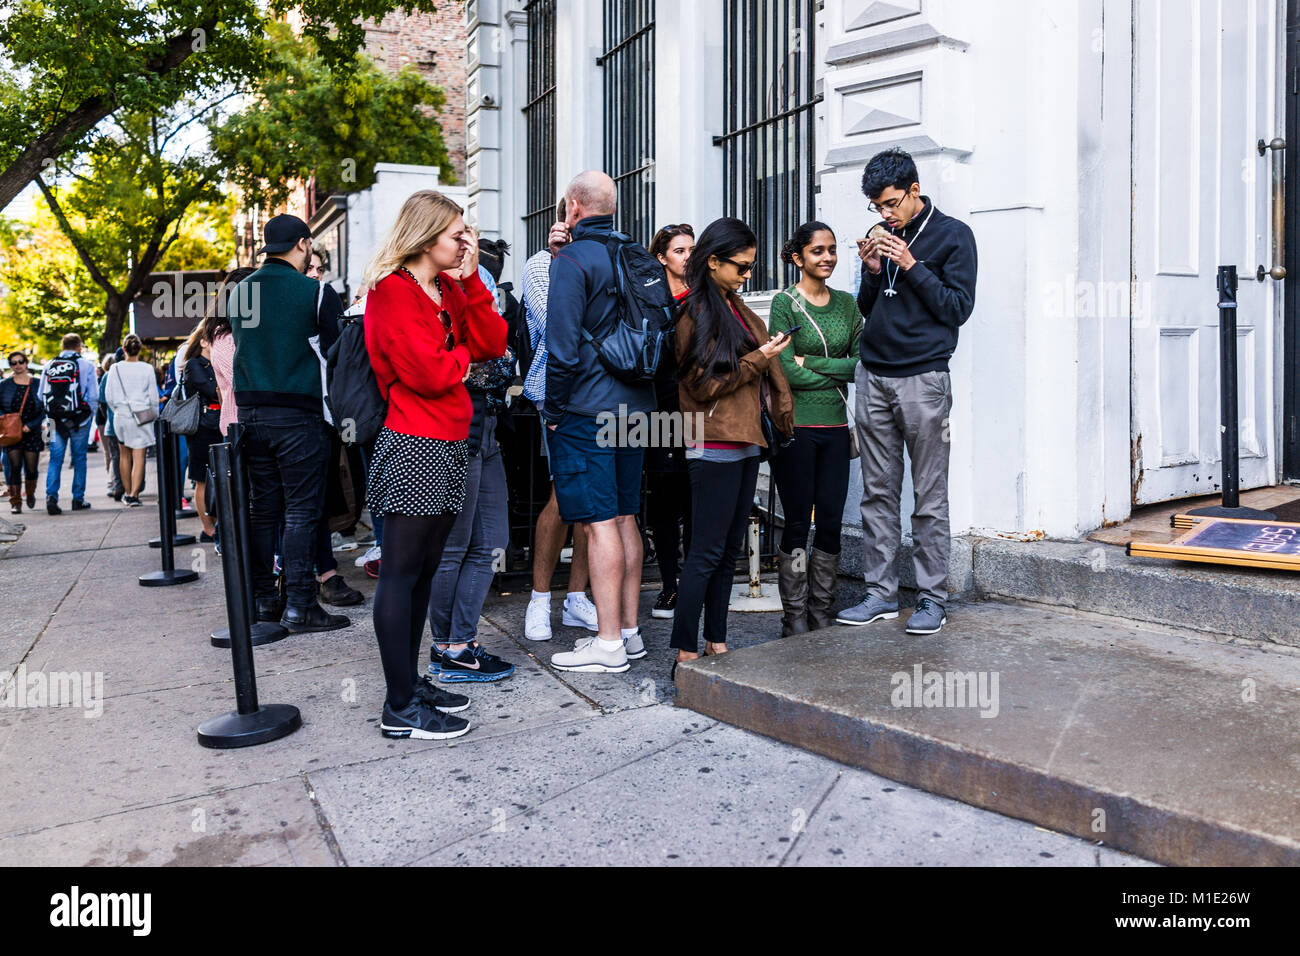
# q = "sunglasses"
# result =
<box><xmin>8</xmin><ymin>359</ymin><xmax>26</xmax><ymax>367</ymax></box>
<box><xmin>438</xmin><ymin>309</ymin><xmax>455</xmax><ymax>351</ymax></box>
<box><xmin>719</xmin><ymin>256</ymin><xmax>754</xmax><ymax>276</ymax></box>
<box><xmin>659</xmin><ymin>223</ymin><xmax>695</xmax><ymax>237</ymax></box>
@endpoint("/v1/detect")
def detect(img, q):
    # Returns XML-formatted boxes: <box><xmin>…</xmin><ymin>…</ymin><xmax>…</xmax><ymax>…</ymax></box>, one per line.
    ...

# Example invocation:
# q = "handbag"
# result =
<box><xmin>758</xmin><ymin>375</ymin><xmax>793</xmax><ymax>462</ymax></box>
<box><xmin>114</xmin><ymin>363</ymin><xmax>160</xmax><ymax>426</ymax></box>
<box><xmin>0</xmin><ymin>383</ymin><xmax>29</xmax><ymax>448</ymax></box>
<box><xmin>781</xmin><ymin>288</ymin><xmax>861</xmax><ymax>458</ymax></box>
<box><xmin>160</xmin><ymin>379</ymin><xmax>202</xmax><ymax>436</ymax></box>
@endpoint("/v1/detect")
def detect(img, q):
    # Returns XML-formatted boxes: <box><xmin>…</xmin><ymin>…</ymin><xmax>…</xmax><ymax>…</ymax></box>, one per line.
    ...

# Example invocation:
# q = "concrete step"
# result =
<box><xmin>971</xmin><ymin>537</ymin><xmax>1300</xmax><ymax>649</ymax></box>
<box><xmin>675</xmin><ymin>599</ymin><xmax>1300</xmax><ymax>866</ymax></box>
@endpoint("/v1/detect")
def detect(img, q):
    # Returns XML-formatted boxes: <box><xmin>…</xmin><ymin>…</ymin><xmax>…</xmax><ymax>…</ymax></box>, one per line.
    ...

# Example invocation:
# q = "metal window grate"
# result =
<box><xmin>523</xmin><ymin>0</ymin><xmax>557</xmax><ymax>256</ymax></box>
<box><xmin>600</xmin><ymin>0</ymin><xmax>655</xmax><ymax>246</ymax></box>
<box><xmin>716</xmin><ymin>0</ymin><xmax>821</xmax><ymax>292</ymax></box>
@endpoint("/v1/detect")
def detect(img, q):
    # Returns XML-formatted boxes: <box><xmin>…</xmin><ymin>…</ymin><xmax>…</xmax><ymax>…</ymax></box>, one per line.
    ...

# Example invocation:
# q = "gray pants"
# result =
<box><xmin>854</xmin><ymin>366</ymin><xmax>952</xmax><ymax>606</ymax></box>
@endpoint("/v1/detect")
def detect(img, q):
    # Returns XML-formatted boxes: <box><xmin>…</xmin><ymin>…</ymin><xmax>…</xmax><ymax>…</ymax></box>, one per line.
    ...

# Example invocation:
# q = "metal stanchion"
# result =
<box><xmin>1188</xmin><ymin>265</ymin><xmax>1276</xmax><ymax>520</ymax></box>
<box><xmin>211</xmin><ymin>423</ymin><xmax>288</xmax><ymax>647</ymax></box>
<box><xmin>198</xmin><ymin>441</ymin><xmax>301</xmax><ymax>748</ymax></box>
<box><xmin>149</xmin><ymin>420</ymin><xmax>196</xmax><ymax>548</ymax></box>
<box><xmin>140</xmin><ymin>418</ymin><xmax>199</xmax><ymax>587</ymax></box>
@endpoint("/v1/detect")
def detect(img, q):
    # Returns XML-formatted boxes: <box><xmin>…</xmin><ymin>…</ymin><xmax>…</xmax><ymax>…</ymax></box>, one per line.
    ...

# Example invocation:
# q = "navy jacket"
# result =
<box><xmin>543</xmin><ymin>215</ymin><xmax>656</xmax><ymax>423</ymax></box>
<box><xmin>857</xmin><ymin>197</ymin><xmax>977</xmax><ymax>377</ymax></box>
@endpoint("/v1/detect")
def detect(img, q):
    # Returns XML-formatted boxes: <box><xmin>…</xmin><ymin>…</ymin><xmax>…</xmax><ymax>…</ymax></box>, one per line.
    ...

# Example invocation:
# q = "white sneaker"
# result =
<box><xmin>524</xmin><ymin>597</ymin><xmax>553</xmax><ymax>641</ymax></box>
<box><xmin>354</xmin><ymin>545</ymin><xmax>381</xmax><ymax>568</ymax></box>
<box><xmin>623</xmin><ymin>629</ymin><xmax>646</xmax><ymax>660</ymax></box>
<box><xmin>551</xmin><ymin>637</ymin><xmax>629</xmax><ymax>674</ymax></box>
<box><xmin>562</xmin><ymin>592</ymin><xmax>599</xmax><ymax>631</ymax></box>
<box><xmin>332</xmin><ymin>531</ymin><xmax>358</xmax><ymax>552</ymax></box>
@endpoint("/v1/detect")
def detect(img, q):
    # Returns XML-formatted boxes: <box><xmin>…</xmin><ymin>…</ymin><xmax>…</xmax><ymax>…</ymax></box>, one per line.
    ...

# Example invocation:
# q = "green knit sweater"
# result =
<box><xmin>767</xmin><ymin>286</ymin><xmax>862</xmax><ymax>425</ymax></box>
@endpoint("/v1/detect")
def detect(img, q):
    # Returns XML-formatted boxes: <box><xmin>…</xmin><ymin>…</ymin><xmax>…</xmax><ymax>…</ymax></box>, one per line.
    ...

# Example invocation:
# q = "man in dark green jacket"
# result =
<box><xmin>229</xmin><ymin>214</ymin><xmax>349</xmax><ymax>634</ymax></box>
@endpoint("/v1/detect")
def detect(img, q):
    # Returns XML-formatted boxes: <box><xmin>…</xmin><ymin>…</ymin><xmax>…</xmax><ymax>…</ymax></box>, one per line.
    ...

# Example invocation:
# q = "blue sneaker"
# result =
<box><xmin>437</xmin><ymin>643</ymin><xmax>516</xmax><ymax>683</ymax></box>
<box><xmin>905</xmin><ymin>598</ymin><xmax>946</xmax><ymax>635</ymax></box>
<box><xmin>835</xmin><ymin>595</ymin><xmax>899</xmax><ymax>626</ymax></box>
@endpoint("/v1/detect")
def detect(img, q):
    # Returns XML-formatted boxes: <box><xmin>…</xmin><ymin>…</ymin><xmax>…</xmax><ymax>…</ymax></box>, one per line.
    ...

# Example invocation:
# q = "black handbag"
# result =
<box><xmin>758</xmin><ymin>376</ymin><xmax>793</xmax><ymax>462</ymax></box>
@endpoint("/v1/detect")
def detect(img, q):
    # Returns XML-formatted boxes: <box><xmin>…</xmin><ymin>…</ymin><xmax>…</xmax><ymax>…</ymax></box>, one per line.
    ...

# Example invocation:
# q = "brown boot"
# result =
<box><xmin>25</xmin><ymin>478</ymin><xmax>36</xmax><ymax>509</ymax></box>
<box><xmin>7</xmin><ymin>484</ymin><xmax>19</xmax><ymax>514</ymax></box>
<box><xmin>808</xmin><ymin>549</ymin><xmax>841</xmax><ymax>630</ymax></box>
<box><xmin>778</xmin><ymin>549</ymin><xmax>811</xmax><ymax>637</ymax></box>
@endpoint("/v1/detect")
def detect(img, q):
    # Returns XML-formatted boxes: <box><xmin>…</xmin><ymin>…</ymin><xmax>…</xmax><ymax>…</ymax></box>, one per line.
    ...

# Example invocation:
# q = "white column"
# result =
<box><xmin>554</xmin><ymin>0</ymin><xmax>605</xmax><ymax>186</ymax></box>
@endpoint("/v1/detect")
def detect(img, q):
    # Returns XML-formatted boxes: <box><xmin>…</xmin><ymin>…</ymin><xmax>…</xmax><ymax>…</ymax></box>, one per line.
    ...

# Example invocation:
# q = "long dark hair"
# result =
<box><xmin>203</xmin><ymin>267</ymin><xmax>256</xmax><ymax>343</ymax></box>
<box><xmin>679</xmin><ymin>217</ymin><xmax>757</xmax><ymax>389</ymax></box>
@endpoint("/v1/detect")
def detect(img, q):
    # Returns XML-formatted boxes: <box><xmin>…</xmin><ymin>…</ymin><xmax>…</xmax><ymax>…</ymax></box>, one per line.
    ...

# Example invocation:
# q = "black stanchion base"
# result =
<box><xmin>149</xmin><ymin>533</ymin><xmax>197</xmax><ymax>548</ymax></box>
<box><xmin>175</xmin><ymin>508</ymin><xmax>198</xmax><ymax>520</ymax></box>
<box><xmin>210</xmin><ymin>621</ymin><xmax>290</xmax><ymax>648</ymax></box>
<box><xmin>197</xmin><ymin>703</ymin><xmax>302</xmax><ymax>749</ymax></box>
<box><xmin>139</xmin><ymin>568</ymin><xmax>200</xmax><ymax>587</ymax></box>
<box><xmin>1187</xmin><ymin>505</ymin><xmax>1278</xmax><ymax>520</ymax></box>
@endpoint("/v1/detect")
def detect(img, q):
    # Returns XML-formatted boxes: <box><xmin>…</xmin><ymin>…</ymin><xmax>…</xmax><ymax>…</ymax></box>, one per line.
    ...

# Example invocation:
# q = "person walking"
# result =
<box><xmin>97</xmin><ymin>356</ymin><xmax>124</xmax><ymax>501</ymax></box>
<box><xmin>768</xmin><ymin>221</ymin><xmax>862</xmax><ymax>634</ymax></box>
<box><xmin>102</xmin><ymin>334</ymin><xmax>159</xmax><ymax>506</ymax></box>
<box><xmin>836</xmin><ymin>147</ymin><xmax>977</xmax><ymax>636</ymax></box>
<box><xmin>38</xmin><ymin>333</ymin><xmax>98</xmax><ymax>514</ymax></box>
<box><xmin>363</xmin><ymin>189</ymin><xmax>507</xmax><ymax>739</ymax></box>
<box><xmin>645</xmin><ymin>222</ymin><xmax>695</xmax><ymax>619</ymax></box>
<box><xmin>670</xmin><ymin>217</ymin><xmax>794</xmax><ymax>677</ymax></box>
<box><xmin>1</xmin><ymin>351</ymin><xmax>45</xmax><ymax>513</ymax></box>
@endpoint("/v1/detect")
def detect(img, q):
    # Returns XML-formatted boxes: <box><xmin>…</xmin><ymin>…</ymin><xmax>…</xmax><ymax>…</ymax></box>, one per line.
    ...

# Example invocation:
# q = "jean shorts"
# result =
<box><xmin>547</xmin><ymin>412</ymin><xmax>644</xmax><ymax>524</ymax></box>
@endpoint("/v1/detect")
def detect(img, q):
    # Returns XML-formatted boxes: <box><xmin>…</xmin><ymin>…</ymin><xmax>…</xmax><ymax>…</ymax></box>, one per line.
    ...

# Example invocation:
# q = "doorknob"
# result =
<box><xmin>1257</xmin><ymin>136</ymin><xmax>1286</xmax><ymax>281</ymax></box>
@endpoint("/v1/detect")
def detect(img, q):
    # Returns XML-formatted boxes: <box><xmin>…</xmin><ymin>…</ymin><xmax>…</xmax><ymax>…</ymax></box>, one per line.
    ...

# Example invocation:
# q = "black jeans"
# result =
<box><xmin>240</xmin><ymin>406</ymin><xmax>330</xmax><ymax>608</ymax></box>
<box><xmin>669</xmin><ymin>456</ymin><xmax>759</xmax><ymax>653</ymax></box>
<box><xmin>647</xmin><ymin>467</ymin><xmax>691</xmax><ymax>590</ymax></box>
<box><xmin>770</xmin><ymin>425</ymin><xmax>851</xmax><ymax>555</ymax></box>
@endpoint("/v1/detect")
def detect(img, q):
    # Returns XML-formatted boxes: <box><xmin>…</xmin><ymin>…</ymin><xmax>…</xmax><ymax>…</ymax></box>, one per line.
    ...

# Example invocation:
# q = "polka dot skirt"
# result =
<box><xmin>367</xmin><ymin>427</ymin><xmax>468</xmax><ymax>517</ymax></box>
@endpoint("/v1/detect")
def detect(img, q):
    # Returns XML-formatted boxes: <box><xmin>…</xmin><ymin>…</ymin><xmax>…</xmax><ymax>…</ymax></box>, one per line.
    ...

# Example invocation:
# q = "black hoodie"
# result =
<box><xmin>857</xmin><ymin>196</ymin><xmax>977</xmax><ymax>377</ymax></box>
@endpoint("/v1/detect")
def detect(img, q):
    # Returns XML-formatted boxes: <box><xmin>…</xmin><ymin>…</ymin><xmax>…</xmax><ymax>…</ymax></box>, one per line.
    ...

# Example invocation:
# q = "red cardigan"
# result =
<box><xmin>365</xmin><ymin>269</ymin><xmax>507</xmax><ymax>440</ymax></box>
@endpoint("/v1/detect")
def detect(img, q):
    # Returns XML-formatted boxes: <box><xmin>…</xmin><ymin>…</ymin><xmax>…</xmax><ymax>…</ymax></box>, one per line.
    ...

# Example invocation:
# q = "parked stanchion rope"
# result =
<box><xmin>139</xmin><ymin>418</ymin><xmax>199</xmax><ymax>587</ymax></box>
<box><xmin>197</xmin><ymin>441</ymin><xmax>301</xmax><ymax>748</ymax></box>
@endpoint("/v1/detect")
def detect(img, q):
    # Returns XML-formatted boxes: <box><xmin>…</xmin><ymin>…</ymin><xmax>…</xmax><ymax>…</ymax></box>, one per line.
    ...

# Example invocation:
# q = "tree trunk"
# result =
<box><xmin>101</xmin><ymin>293</ymin><xmax>131</xmax><ymax>356</ymax></box>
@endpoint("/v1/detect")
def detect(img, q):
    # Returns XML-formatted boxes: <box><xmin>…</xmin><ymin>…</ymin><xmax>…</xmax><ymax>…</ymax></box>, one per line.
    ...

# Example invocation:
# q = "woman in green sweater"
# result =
<box><xmin>768</xmin><ymin>221</ymin><xmax>863</xmax><ymax>635</ymax></box>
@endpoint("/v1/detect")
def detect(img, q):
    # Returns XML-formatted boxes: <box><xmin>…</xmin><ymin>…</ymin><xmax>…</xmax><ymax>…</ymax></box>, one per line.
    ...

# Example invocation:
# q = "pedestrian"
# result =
<box><xmin>1</xmin><ymin>350</ymin><xmax>45</xmax><ymax>513</ymax></box>
<box><xmin>96</xmin><ymin>355</ymin><xmax>124</xmax><ymax>501</ymax></box>
<box><xmin>544</xmin><ymin>170</ymin><xmax>657</xmax><ymax>674</ymax></box>
<box><xmin>519</xmin><ymin>197</ymin><xmax>598</xmax><ymax>643</ymax></box>
<box><xmin>179</xmin><ymin>320</ymin><xmax>223</xmax><ymax>542</ymax></box>
<box><xmin>645</xmin><ymin>222</ymin><xmax>695</xmax><ymax>619</ymax></box>
<box><xmin>669</xmin><ymin>217</ymin><xmax>794</xmax><ymax>677</ymax></box>
<box><xmin>362</xmin><ymin>189</ymin><xmax>507</xmax><ymax>739</ymax></box>
<box><xmin>836</xmin><ymin>147</ymin><xmax>977</xmax><ymax>635</ymax></box>
<box><xmin>206</xmin><ymin>267</ymin><xmax>255</xmax><ymax>440</ymax></box>
<box><xmin>102</xmin><ymin>334</ymin><xmax>159</xmax><ymax>506</ymax></box>
<box><xmin>38</xmin><ymin>333</ymin><xmax>98</xmax><ymax>514</ymax></box>
<box><xmin>769</xmin><ymin>221</ymin><xmax>862</xmax><ymax>634</ymax></box>
<box><xmin>228</xmin><ymin>213</ymin><xmax>349</xmax><ymax>635</ymax></box>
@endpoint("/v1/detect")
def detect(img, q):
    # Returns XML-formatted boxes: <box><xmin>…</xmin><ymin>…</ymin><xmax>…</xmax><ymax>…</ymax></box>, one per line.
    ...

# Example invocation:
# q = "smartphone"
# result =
<box><xmin>778</xmin><ymin>324</ymin><xmax>804</xmax><ymax>339</ymax></box>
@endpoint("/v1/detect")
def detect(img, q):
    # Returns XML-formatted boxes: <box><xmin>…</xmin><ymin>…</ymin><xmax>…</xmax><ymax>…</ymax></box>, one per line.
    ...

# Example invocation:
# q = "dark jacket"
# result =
<box><xmin>857</xmin><ymin>197</ymin><xmax>977</xmax><ymax>377</ymax></box>
<box><xmin>0</xmin><ymin>376</ymin><xmax>45</xmax><ymax>432</ymax></box>
<box><xmin>182</xmin><ymin>354</ymin><xmax>221</xmax><ymax>433</ymax></box>
<box><xmin>542</xmin><ymin>215</ymin><xmax>656</xmax><ymax>423</ymax></box>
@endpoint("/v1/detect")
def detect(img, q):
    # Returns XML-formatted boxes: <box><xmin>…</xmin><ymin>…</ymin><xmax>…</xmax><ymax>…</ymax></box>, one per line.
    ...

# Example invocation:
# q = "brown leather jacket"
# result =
<box><xmin>675</xmin><ymin>291</ymin><xmax>795</xmax><ymax>447</ymax></box>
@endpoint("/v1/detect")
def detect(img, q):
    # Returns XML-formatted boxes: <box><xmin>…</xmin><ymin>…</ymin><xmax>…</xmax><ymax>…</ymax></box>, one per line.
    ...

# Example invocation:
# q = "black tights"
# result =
<box><xmin>373</xmin><ymin>512</ymin><xmax>457</xmax><ymax>710</ymax></box>
<box><xmin>3</xmin><ymin>448</ymin><xmax>38</xmax><ymax>486</ymax></box>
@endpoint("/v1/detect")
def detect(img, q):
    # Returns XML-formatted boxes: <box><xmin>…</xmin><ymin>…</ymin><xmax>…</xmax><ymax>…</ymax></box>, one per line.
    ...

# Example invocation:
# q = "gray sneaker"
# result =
<box><xmin>905</xmin><ymin>598</ymin><xmax>946</xmax><ymax>635</ymax></box>
<box><xmin>835</xmin><ymin>595</ymin><xmax>899</xmax><ymax>626</ymax></box>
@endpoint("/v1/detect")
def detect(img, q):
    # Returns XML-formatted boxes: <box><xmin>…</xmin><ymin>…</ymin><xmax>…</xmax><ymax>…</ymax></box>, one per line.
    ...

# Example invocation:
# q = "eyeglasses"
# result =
<box><xmin>868</xmin><ymin>195</ymin><xmax>909</xmax><ymax>214</ymax></box>
<box><xmin>719</xmin><ymin>256</ymin><xmax>754</xmax><ymax>275</ymax></box>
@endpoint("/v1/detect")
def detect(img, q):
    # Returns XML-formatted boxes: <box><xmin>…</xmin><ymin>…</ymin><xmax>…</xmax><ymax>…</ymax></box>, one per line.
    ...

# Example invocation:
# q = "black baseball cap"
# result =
<box><xmin>257</xmin><ymin>214</ymin><xmax>313</xmax><ymax>256</ymax></box>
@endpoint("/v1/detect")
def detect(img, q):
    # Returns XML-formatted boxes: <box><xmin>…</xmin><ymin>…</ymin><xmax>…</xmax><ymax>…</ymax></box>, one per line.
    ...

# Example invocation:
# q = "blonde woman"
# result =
<box><xmin>362</xmin><ymin>190</ymin><xmax>507</xmax><ymax>740</ymax></box>
<box><xmin>103</xmin><ymin>334</ymin><xmax>159</xmax><ymax>506</ymax></box>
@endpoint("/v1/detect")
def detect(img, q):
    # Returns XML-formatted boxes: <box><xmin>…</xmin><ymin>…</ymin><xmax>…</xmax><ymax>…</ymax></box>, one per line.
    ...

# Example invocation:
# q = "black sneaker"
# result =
<box><xmin>318</xmin><ymin>573</ymin><xmax>364</xmax><ymax>606</ymax></box>
<box><xmin>380</xmin><ymin>699</ymin><xmax>471</xmax><ymax>740</ymax></box>
<box><xmin>438</xmin><ymin>643</ymin><xmax>516</xmax><ymax>683</ymax></box>
<box><xmin>652</xmin><ymin>588</ymin><xmax>677</xmax><ymax>620</ymax></box>
<box><xmin>413</xmin><ymin>675</ymin><xmax>470</xmax><ymax>714</ymax></box>
<box><xmin>71</xmin><ymin>499</ymin><xmax>91</xmax><ymax>511</ymax></box>
<box><xmin>199</xmin><ymin>531</ymin><xmax>215</xmax><ymax>543</ymax></box>
<box><xmin>281</xmin><ymin>602</ymin><xmax>351</xmax><ymax>634</ymax></box>
<box><xmin>46</xmin><ymin>496</ymin><xmax>61</xmax><ymax>516</ymax></box>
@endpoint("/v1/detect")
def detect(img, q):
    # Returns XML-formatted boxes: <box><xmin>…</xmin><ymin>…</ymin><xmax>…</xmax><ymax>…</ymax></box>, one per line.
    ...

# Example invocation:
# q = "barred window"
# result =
<box><xmin>599</xmin><ymin>0</ymin><xmax>655</xmax><ymax>245</ymax></box>
<box><xmin>716</xmin><ymin>0</ymin><xmax>820</xmax><ymax>291</ymax></box>
<box><xmin>523</xmin><ymin>0</ymin><xmax>557</xmax><ymax>255</ymax></box>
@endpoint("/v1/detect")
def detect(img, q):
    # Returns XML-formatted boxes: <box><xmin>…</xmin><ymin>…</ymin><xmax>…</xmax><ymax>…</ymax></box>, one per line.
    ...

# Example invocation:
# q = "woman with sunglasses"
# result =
<box><xmin>670</xmin><ymin>217</ymin><xmax>794</xmax><ymax>676</ymax></box>
<box><xmin>1</xmin><ymin>351</ymin><xmax>45</xmax><ymax>513</ymax></box>
<box><xmin>360</xmin><ymin>190</ymin><xmax>507</xmax><ymax>740</ymax></box>
<box><xmin>645</xmin><ymin>223</ymin><xmax>695</xmax><ymax>619</ymax></box>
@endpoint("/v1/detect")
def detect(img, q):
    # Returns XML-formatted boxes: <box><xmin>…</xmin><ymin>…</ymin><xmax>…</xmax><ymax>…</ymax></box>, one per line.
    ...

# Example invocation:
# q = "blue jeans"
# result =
<box><xmin>427</xmin><ymin>415</ymin><xmax>509</xmax><ymax>644</ymax></box>
<box><xmin>46</xmin><ymin>418</ymin><xmax>92</xmax><ymax>502</ymax></box>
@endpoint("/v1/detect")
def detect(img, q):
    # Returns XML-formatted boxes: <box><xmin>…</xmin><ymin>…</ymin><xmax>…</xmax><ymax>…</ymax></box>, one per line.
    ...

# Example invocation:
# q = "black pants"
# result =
<box><xmin>770</xmin><ymin>426</ymin><xmax>851</xmax><ymax>555</ymax></box>
<box><xmin>240</xmin><ymin>406</ymin><xmax>330</xmax><ymax>608</ymax></box>
<box><xmin>374</xmin><ymin>512</ymin><xmax>457</xmax><ymax>710</ymax></box>
<box><xmin>646</xmin><ymin>467</ymin><xmax>691</xmax><ymax>590</ymax></box>
<box><xmin>669</xmin><ymin>456</ymin><xmax>759</xmax><ymax>653</ymax></box>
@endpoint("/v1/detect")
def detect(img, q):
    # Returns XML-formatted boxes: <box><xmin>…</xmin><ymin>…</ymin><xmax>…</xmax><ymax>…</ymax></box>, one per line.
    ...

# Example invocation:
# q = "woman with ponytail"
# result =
<box><xmin>768</xmin><ymin>222</ymin><xmax>862</xmax><ymax>635</ymax></box>
<box><xmin>669</xmin><ymin>217</ymin><xmax>794</xmax><ymax>678</ymax></box>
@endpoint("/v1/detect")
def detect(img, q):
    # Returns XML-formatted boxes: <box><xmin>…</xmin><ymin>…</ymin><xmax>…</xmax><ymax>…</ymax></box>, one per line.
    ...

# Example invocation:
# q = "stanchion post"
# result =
<box><xmin>140</xmin><ymin>418</ymin><xmax>199</xmax><ymax>586</ymax></box>
<box><xmin>149</xmin><ymin>419</ymin><xmax>196</xmax><ymax>549</ymax></box>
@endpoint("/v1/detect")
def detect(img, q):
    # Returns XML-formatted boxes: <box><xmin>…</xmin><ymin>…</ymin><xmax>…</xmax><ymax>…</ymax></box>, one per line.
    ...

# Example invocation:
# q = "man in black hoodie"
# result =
<box><xmin>836</xmin><ymin>148</ymin><xmax>977</xmax><ymax>636</ymax></box>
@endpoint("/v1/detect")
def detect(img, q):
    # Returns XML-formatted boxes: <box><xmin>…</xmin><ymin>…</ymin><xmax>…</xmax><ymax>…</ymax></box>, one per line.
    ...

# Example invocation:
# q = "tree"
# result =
<box><xmin>0</xmin><ymin>0</ymin><xmax>441</xmax><ymax>213</ymax></box>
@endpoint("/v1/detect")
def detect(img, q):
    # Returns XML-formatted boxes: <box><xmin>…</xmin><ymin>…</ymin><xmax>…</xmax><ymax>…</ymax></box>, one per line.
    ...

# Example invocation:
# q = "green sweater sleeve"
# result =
<box><xmin>770</xmin><ymin>292</ymin><xmax>840</xmax><ymax>391</ymax></box>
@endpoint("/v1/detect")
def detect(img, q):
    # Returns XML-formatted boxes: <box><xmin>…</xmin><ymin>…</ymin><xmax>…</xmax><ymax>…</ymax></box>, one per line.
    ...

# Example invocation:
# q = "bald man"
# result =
<box><xmin>543</xmin><ymin>170</ymin><xmax>656</xmax><ymax>674</ymax></box>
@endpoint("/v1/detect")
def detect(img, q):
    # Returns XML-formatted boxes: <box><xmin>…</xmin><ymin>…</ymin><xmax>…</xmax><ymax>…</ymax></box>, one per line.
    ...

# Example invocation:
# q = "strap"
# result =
<box><xmin>781</xmin><ymin>288</ymin><xmax>850</xmax><ymax>407</ymax></box>
<box><xmin>17</xmin><ymin>381</ymin><xmax>28</xmax><ymax>416</ymax></box>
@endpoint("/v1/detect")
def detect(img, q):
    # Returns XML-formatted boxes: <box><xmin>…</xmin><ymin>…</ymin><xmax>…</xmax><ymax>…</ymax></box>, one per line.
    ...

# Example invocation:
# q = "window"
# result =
<box><xmin>716</xmin><ymin>0</ymin><xmax>820</xmax><ymax>291</ymax></box>
<box><xmin>599</xmin><ymin>0</ymin><xmax>655</xmax><ymax>245</ymax></box>
<box><xmin>523</xmin><ymin>0</ymin><xmax>557</xmax><ymax>255</ymax></box>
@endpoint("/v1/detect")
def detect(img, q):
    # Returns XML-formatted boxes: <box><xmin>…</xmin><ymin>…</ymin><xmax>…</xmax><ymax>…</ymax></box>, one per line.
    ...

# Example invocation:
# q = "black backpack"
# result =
<box><xmin>44</xmin><ymin>355</ymin><xmax>89</xmax><ymax>433</ymax></box>
<box><xmin>325</xmin><ymin>310</ymin><xmax>387</xmax><ymax>446</ymax></box>
<box><xmin>580</xmin><ymin>231</ymin><xmax>676</xmax><ymax>383</ymax></box>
